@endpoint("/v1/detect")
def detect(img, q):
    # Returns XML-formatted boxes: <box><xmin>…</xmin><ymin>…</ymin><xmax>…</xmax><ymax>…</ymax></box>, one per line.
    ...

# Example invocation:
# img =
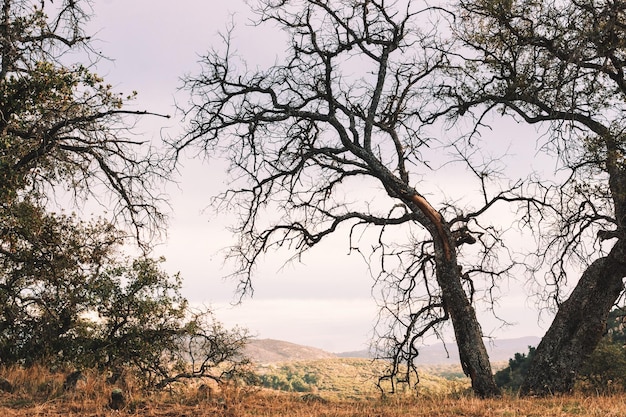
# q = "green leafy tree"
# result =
<box><xmin>576</xmin><ymin>309</ymin><xmax>626</xmax><ymax>393</ymax></box>
<box><xmin>0</xmin><ymin>202</ymin><xmax>121</xmax><ymax>366</ymax></box>
<box><xmin>259</xmin><ymin>374</ymin><xmax>293</xmax><ymax>391</ymax></box>
<box><xmin>496</xmin><ymin>311</ymin><xmax>626</xmax><ymax>394</ymax></box>
<box><xmin>0</xmin><ymin>209</ymin><xmax>250</xmax><ymax>387</ymax></box>
<box><xmin>0</xmin><ymin>0</ymin><xmax>249</xmax><ymax>390</ymax></box>
<box><xmin>494</xmin><ymin>347</ymin><xmax>536</xmax><ymax>392</ymax></box>
<box><xmin>88</xmin><ymin>257</ymin><xmax>251</xmax><ymax>389</ymax></box>
<box><xmin>257</xmin><ymin>366</ymin><xmax>314</xmax><ymax>393</ymax></box>
<box><xmin>0</xmin><ymin>0</ymin><xmax>169</xmax><ymax>243</ymax></box>
<box><xmin>578</xmin><ymin>338</ymin><xmax>626</xmax><ymax>394</ymax></box>
<box><xmin>87</xmin><ymin>257</ymin><xmax>189</xmax><ymax>371</ymax></box>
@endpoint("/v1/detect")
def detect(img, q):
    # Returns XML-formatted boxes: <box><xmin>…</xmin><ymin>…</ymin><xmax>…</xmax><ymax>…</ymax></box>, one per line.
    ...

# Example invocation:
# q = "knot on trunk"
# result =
<box><xmin>452</xmin><ymin>226</ymin><xmax>477</xmax><ymax>246</ymax></box>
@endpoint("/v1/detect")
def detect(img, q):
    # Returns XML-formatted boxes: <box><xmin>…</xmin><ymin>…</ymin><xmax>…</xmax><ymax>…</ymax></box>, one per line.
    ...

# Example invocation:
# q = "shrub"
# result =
<box><xmin>494</xmin><ymin>347</ymin><xmax>536</xmax><ymax>392</ymax></box>
<box><xmin>0</xmin><ymin>210</ymin><xmax>249</xmax><ymax>388</ymax></box>
<box><xmin>577</xmin><ymin>338</ymin><xmax>626</xmax><ymax>394</ymax></box>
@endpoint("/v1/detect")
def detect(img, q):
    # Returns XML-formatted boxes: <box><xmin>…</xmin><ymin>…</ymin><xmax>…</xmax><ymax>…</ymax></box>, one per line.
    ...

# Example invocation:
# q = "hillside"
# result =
<box><xmin>244</xmin><ymin>337</ymin><xmax>542</xmax><ymax>399</ymax></box>
<box><xmin>244</xmin><ymin>339</ymin><xmax>337</xmax><ymax>363</ymax></box>
<box><xmin>252</xmin><ymin>357</ymin><xmax>470</xmax><ymax>399</ymax></box>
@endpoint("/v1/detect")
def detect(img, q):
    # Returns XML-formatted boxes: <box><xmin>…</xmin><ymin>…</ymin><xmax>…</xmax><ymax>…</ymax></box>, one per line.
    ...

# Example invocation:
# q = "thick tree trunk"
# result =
<box><xmin>520</xmin><ymin>240</ymin><xmax>626</xmax><ymax>396</ymax></box>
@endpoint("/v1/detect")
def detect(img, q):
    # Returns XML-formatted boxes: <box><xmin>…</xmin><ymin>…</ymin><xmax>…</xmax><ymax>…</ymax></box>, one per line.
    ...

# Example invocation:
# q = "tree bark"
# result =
<box><xmin>520</xmin><ymin>240</ymin><xmax>626</xmax><ymax>396</ymax></box>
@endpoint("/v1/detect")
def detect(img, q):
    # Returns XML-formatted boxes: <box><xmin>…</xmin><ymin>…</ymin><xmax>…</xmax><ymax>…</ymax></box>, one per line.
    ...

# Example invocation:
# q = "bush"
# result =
<box><xmin>497</xmin><ymin>309</ymin><xmax>626</xmax><ymax>395</ymax></box>
<box><xmin>494</xmin><ymin>346</ymin><xmax>536</xmax><ymax>392</ymax></box>
<box><xmin>256</xmin><ymin>366</ymin><xmax>315</xmax><ymax>392</ymax></box>
<box><xmin>578</xmin><ymin>338</ymin><xmax>626</xmax><ymax>394</ymax></box>
<box><xmin>0</xmin><ymin>209</ymin><xmax>249</xmax><ymax>388</ymax></box>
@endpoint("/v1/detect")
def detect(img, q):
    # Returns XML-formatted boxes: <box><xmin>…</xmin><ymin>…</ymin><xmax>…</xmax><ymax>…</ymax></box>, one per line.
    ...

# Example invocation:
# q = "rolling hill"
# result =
<box><xmin>244</xmin><ymin>336</ymin><xmax>541</xmax><ymax>364</ymax></box>
<box><xmin>244</xmin><ymin>338</ymin><xmax>337</xmax><ymax>363</ymax></box>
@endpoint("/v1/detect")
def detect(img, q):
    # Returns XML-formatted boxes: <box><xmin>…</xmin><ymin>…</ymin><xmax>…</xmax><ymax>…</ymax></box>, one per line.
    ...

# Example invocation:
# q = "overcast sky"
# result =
<box><xmin>85</xmin><ymin>0</ymin><xmax>549</xmax><ymax>353</ymax></box>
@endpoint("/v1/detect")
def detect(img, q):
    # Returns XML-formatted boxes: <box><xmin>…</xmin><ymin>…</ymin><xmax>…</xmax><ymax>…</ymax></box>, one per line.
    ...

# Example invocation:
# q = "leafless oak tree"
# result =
<box><xmin>173</xmin><ymin>0</ymin><xmax>547</xmax><ymax>397</ymax></box>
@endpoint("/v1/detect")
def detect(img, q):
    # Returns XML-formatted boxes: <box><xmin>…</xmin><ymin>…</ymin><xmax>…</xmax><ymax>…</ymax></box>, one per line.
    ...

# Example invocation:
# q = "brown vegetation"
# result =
<box><xmin>4</xmin><ymin>383</ymin><xmax>626</xmax><ymax>416</ymax></box>
<box><xmin>2</xmin><ymin>363</ymin><xmax>626</xmax><ymax>416</ymax></box>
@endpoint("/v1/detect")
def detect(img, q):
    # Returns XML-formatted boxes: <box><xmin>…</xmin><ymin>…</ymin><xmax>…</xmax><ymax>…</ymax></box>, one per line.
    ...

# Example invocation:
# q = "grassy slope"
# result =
<box><xmin>254</xmin><ymin>358</ymin><xmax>471</xmax><ymax>400</ymax></box>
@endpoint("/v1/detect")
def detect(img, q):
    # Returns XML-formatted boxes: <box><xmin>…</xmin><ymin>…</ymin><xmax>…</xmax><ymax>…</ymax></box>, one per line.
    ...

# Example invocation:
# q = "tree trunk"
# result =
<box><xmin>407</xmin><ymin>193</ymin><xmax>500</xmax><ymax>397</ymax></box>
<box><xmin>437</xmin><ymin>260</ymin><xmax>501</xmax><ymax>397</ymax></box>
<box><xmin>520</xmin><ymin>240</ymin><xmax>626</xmax><ymax>396</ymax></box>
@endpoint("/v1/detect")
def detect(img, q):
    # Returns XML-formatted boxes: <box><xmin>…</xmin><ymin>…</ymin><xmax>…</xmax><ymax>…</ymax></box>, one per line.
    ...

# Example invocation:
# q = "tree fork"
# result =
<box><xmin>410</xmin><ymin>193</ymin><xmax>452</xmax><ymax>261</ymax></box>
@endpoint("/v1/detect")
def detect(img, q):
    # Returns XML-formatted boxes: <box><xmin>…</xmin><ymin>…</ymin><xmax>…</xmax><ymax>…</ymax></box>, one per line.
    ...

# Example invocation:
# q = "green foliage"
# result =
<box><xmin>496</xmin><ymin>340</ymin><xmax>626</xmax><ymax>394</ymax></box>
<box><xmin>496</xmin><ymin>310</ymin><xmax>626</xmax><ymax>394</ymax></box>
<box><xmin>256</xmin><ymin>365</ymin><xmax>315</xmax><ymax>392</ymax></box>
<box><xmin>605</xmin><ymin>309</ymin><xmax>626</xmax><ymax>344</ymax></box>
<box><xmin>0</xmin><ymin>202</ymin><xmax>122</xmax><ymax>366</ymax></box>
<box><xmin>494</xmin><ymin>347</ymin><xmax>536</xmax><ymax>392</ymax></box>
<box><xmin>0</xmin><ymin>0</ymin><xmax>243</xmax><ymax>391</ymax></box>
<box><xmin>576</xmin><ymin>311</ymin><xmax>626</xmax><ymax>394</ymax></box>
<box><xmin>0</xmin><ymin>203</ymin><xmax>249</xmax><ymax>388</ymax></box>
<box><xmin>0</xmin><ymin>0</ymin><xmax>168</xmax><ymax>242</ymax></box>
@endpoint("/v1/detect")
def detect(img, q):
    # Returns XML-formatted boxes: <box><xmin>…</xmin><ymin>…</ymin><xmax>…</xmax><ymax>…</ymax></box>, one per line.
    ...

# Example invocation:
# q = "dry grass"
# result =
<box><xmin>5</xmin><ymin>389</ymin><xmax>626</xmax><ymax>417</ymax></box>
<box><xmin>3</xmin><ymin>365</ymin><xmax>626</xmax><ymax>416</ymax></box>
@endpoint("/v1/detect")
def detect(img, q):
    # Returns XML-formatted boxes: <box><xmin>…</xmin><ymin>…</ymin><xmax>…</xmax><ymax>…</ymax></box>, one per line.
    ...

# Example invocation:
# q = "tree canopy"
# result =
<box><xmin>0</xmin><ymin>0</ymin><xmax>170</xmax><ymax>244</ymax></box>
<box><xmin>176</xmin><ymin>0</ymin><xmax>626</xmax><ymax>397</ymax></box>
<box><xmin>448</xmin><ymin>0</ymin><xmax>626</xmax><ymax>394</ymax></box>
<box><xmin>5</xmin><ymin>0</ymin><xmax>625</xmax><ymax>398</ymax></box>
<box><xmin>174</xmin><ymin>0</ymin><xmax>564</xmax><ymax>397</ymax></box>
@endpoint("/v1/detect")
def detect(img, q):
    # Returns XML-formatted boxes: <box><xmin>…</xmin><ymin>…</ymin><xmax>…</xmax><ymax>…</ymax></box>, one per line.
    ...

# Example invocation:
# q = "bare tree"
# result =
<box><xmin>0</xmin><ymin>0</ymin><xmax>170</xmax><ymax>244</ymax></box>
<box><xmin>448</xmin><ymin>0</ymin><xmax>626</xmax><ymax>395</ymax></box>
<box><xmin>170</xmin><ymin>0</ymin><xmax>545</xmax><ymax>397</ymax></box>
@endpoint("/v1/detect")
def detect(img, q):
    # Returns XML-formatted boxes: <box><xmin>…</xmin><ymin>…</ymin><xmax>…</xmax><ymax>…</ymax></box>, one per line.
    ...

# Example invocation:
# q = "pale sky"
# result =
<box><xmin>86</xmin><ymin>0</ymin><xmax>550</xmax><ymax>353</ymax></box>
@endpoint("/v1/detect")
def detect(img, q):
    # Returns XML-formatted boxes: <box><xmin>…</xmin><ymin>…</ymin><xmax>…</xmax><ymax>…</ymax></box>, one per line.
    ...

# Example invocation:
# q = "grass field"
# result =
<box><xmin>2</xmin><ymin>361</ymin><xmax>626</xmax><ymax>416</ymax></box>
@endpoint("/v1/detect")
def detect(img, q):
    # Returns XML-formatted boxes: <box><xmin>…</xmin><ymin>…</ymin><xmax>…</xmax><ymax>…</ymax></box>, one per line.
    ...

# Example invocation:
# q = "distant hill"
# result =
<box><xmin>413</xmin><ymin>336</ymin><xmax>541</xmax><ymax>364</ymax></box>
<box><xmin>244</xmin><ymin>338</ymin><xmax>337</xmax><ymax>363</ymax></box>
<box><xmin>245</xmin><ymin>336</ymin><xmax>541</xmax><ymax>365</ymax></box>
<box><xmin>337</xmin><ymin>336</ymin><xmax>542</xmax><ymax>364</ymax></box>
